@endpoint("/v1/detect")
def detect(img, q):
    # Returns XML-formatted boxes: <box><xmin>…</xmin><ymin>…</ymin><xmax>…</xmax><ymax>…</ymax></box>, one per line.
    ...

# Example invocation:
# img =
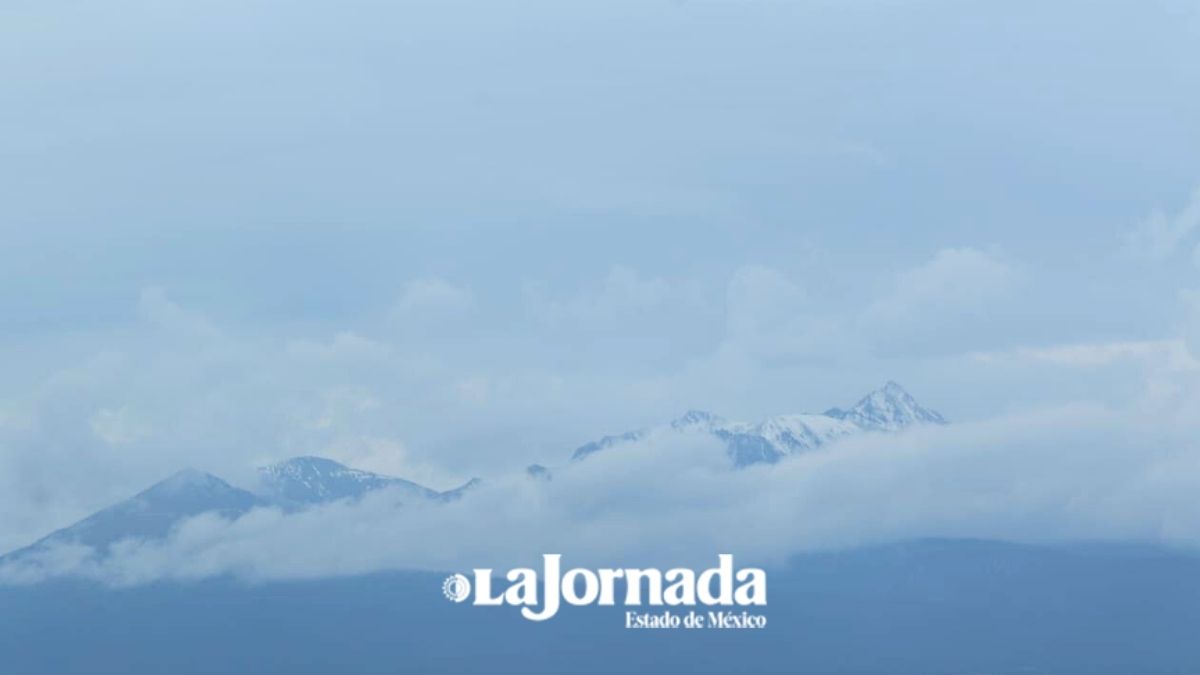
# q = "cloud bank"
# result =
<box><xmin>5</xmin><ymin>385</ymin><xmax>1200</xmax><ymax>586</ymax></box>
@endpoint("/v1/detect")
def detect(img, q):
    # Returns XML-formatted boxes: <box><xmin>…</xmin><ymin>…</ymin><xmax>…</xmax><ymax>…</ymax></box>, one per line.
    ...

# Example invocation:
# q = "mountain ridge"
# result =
<box><xmin>572</xmin><ymin>381</ymin><xmax>945</xmax><ymax>467</ymax></box>
<box><xmin>1</xmin><ymin>457</ymin><xmax>472</xmax><ymax>564</ymax></box>
<box><xmin>1</xmin><ymin>381</ymin><xmax>943</xmax><ymax>565</ymax></box>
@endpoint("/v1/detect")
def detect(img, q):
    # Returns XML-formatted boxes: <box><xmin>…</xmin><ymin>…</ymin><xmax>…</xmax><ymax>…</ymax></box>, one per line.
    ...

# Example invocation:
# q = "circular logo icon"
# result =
<box><xmin>443</xmin><ymin>573</ymin><xmax>471</xmax><ymax>603</ymax></box>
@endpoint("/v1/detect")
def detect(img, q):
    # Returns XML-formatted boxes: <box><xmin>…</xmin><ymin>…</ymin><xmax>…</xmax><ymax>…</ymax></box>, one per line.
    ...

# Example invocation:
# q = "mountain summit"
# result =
<box><xmin>257</xmin><ymin>456</ymin><xmax>441</xmax><ymax>506</ymax></box>
<box><xmin>1</xmin><ymin>458</ymin><xmax>476</xmax><ymax>566</ymax></box>
<box><xmin>824</xmin><ymin>381</ymin><xmax>947</xmax><ymax>431</ymax></box>
<box><xmin>1</xmin><ymin>384</ymin><xmax>941</xmax><ymax>566</ymax></box>
<box><xmin>257</xmin><ymin>456</ymin><xmax>479</xmax><ymax>507</ymax></box>
<box><xmin>1</xmin><ymin>469</ymin><xmax>266</xmax><ymax>564</ymax></box>
<box><xmin>571</xmin><ymin>382</ymin><xmax>946</xmax><ymax>468</ymax></box>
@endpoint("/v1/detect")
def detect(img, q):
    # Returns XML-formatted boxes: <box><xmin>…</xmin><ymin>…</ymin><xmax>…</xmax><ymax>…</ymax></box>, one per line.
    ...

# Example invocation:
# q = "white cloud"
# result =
<box><xmin>390</xmin><ymin>277</ymin><xmax>474</xmax><ymax>327</ymax></box>
<box><xmin>89</xmin><ymin>407</ymin><xmax>153</xmax><ymax>445</ymax></box>
<box><xmin>138</xmin><ymin>287</ymin><xmax>219</xmax><ymax>339</ymax></box>
<box><xmin>970</xmin><ymin>339</ymin><xmax>1199</xmax><ymax>371</ymax></box>
<box><xmin>526</xmin><ymin>266</ymin><xmax>701</xmax><ymax>329</ymax></box>
<box><xmin>862</xmin><ymin>247</ymin><xmax>1022</xmax><ymax>355</ymax></box>
<box><xmin>0</xmin><ymin>289</ymin><xmax>467</xmax><ymax>552</ymax></box>
<box><xmin>1127</xmin><ymin>186</ymin><xmax>1200</xmax><ymax>259</ymax></box>
<box><xmin>9</xmin><ymin>395</ymin><xmax>1200</xmax><ymax>586</ymax></box>
<box><xmin>6</xmin><ymin>261</ymin><xmax>1200</xmax><ymax>579</ymax></box>
<box><xmin>725</xmin><ymin>265</ymin><xmax>807</xmax><ymax>338</ymax></box>
<box><xmin>870</xmin><ymin>247</ymin><xmax>1018</xmax><ymax>319</ymax></box>
<box><xmin>719</xmin><ymin>265</ymin><xmax>845</xmax><ymax>364</ymax></box>
<box><xmin>284</xmin><ymin>331</ymin><xmax>392</xmax><ymax>362</ymax></box>
<box><xmin>1182</xmin><ymin>289</ymin><xmax>1200</xmax><ymax>362</ymax></box>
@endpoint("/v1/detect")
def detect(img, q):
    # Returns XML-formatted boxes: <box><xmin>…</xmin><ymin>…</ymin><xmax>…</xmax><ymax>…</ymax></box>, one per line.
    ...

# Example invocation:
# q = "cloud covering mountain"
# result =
<box><xmin>572</xmin><ymin>382</ymin><xmax>945</xmax><ymax>466</ymax></box>
<box><xmin>0</xmin><ymin>456</ymin><xmax>473</xmax><ymax>573</ymax></box>
<box><xmin>5</xmin><ymin>380</ymin><xmax>1200</xmax><ymax>587</ymax></box>
<box><xmin>2</xmin><ymin>382</ymin><xmax>937</xmax><ymax>570</ymax></box>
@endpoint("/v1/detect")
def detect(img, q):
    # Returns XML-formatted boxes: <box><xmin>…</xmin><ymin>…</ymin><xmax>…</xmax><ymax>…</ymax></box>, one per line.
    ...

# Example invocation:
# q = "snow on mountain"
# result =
<box><xmin>257</xmin><ymin>456</ymin><xmax>479</xmax><ymax>506</ymax></box>
<box><xmin>570</xmin><ymin>382</ymin><xmax>946</xmax><ymax>467</ymax></box>
<box><xmin>1</xmin><ymin>383</ymin><xmax>940</xmax><ymax>563</ymax></box>
<box><xmin>258</xmin><ymin>456</ymin><xmax>434</xmax><ymax>506</ymax></box>
<box><xmin>824</xmin><ymin>380</ymin><xmax>947</xmax><ymax>431</ymax></box>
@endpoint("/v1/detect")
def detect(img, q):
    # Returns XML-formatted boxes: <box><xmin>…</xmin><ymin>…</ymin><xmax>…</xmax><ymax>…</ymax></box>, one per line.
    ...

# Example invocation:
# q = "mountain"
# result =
<box><xmin>1</xmin><ymin>385</ymin><xmax>937</xmax><ymax>562</ymax></box>
<box><xmin>572</xmin><ymin>382</ymin><xmax>946</xmax><ymax>467</ymax></box>
<box><xmin>1</xmin><ymin>470</ymin><xmax>266</xmax><ymax>563</ymax></box>
<box><xmin>1</xmin><ymin>458</ymin><xmax>475</xmax><ymax>565</ymax></box>
<box><xmin>257</xmin><ymin>456</ymin><xmax>479</xmax><ymax>506</ymax></box>
<box><xmin>824</xmin><ymin>380</ymin><xmax>947</xmax><ymax>430</ymax></box>
<box><xmin>258</xmin><ymin>456</ymin><xmax>440</xmax><ymax>506</ymax></box>
<box><xmin>437</xmin><ymin>477</ymin><xmax>482</xmax><ymax>501</ymax></box>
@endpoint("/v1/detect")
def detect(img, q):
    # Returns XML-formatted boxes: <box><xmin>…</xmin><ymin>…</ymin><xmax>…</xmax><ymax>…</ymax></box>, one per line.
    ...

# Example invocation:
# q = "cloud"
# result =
<box><xmin>138</xmin><ymin>287</ymin><xmax>219</xmax><ymax>340</ymax></box>
<box><xmin>284</xmin><ymin>331</ymin><xmax>392</xmax><ymax>362</ymax></box>
<box><xmin>862</xmin><ymin>247</ymin><xmax>1022</xmax><ymax>356</ymax></box>
<box><xmin>393</xmin><ymin>278</ymin><xmax>474</xmax><ymax>320</ymax></box>
<box><xmin>4</xmin><ymin>253</ymin><xmax>1198</xmax><ymax>576</ymax></box>
<box><xmin>1181</xmin><ymin>289</ymin><xmax>1200</xmax><ymax>361</ymax></box>
<box><xmin>89</xmin><ymin>407</ymin><xmax>153</xmax><ymax>446</ymax></box>
<box><xmin>8</xmin><ymin>386</ymin><xmax>1200</xmax><ymax>587</ymax></box>
<box><xmin>387</xmin><ymin>278</ymin><xmax>476</xmax><ymax>340</ymax></box>
<box><xmin>1126</xmin><ymin>186</ymin><xmax>1200</xmax><ymax>260</ymax></box>
<box><xmin>0</xmin><ymin>289</ymin><xmax>476</xmax><ymax>553</ymax></box>
<box><xmin>519</xmin><ymin>267</ymin><xmax>722</xmax><ymax>373</ymax></box>
<box><xmin>970</xmin><ymin>339</ymin><xmax>1199</xmax><ymax>371</ymax></box>
<box><xmin>526</xmin><ymin>266</ymin><xmax>705</xmax><ymax>330</ymax></box>
<box><xmin>725</xmin><ymin>265</ymin><xmax>807</xmax><ymax>337</ymax></box>
<box><xmin>718</xmin><ymin>265</ymin><xmax>845</xmax><ymax>365</ymax></box>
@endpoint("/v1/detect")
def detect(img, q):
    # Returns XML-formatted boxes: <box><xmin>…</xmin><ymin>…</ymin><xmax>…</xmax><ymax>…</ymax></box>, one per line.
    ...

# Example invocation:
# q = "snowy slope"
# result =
<box><xmin>571</xmin><ymin>382</ymin><xmax>946</xmax><ymax>467</ymax></box>
<box><xmin>0</xmin><ymin>383</ymin><xmax>941</xmax><ymax>562</ymax></box>
<box><xmin>258</xmin><ymin>456</ymin><xmax>438</xmax><ymax>505</ymax></box>
<box><xmin>824</xmin><ymin>380</ymin><xmax>947</xmax><ymax>430</ymax></box>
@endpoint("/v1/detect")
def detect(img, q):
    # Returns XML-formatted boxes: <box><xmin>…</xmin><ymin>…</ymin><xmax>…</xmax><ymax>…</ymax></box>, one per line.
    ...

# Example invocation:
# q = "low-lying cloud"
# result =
<box><xmin>6</xmin><ymin>392</ymin><xmax>1200</xmax><ymax>586</ymax></box>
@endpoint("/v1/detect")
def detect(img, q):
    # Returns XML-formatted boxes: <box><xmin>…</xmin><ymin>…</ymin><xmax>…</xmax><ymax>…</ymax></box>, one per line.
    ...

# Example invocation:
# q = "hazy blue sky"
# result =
<box><xmin>2</xmin><ymin>0</ymin><xmax>1200</xmax><ymax>552</ymax></box>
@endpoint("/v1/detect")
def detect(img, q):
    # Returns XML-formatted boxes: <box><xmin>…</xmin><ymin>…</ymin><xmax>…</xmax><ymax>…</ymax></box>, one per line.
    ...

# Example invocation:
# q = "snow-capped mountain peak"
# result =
<box><xmin>670</xmin><ymin>409</ymin><xmax>723</xmax><ymax>431</ymax></box>
<box><xmin>570</xmin><ymin>382</ymin><xmax>946</xmax><ymax>467</ymax></box>
<box><xmin>824</xmin><ymin>381</ymin><xmax>947</xmax><ymax>431</ymax></box>
<box><xmin>2</xmin><ymin>384</ymin><xmax>944</xmax><ymax>565</ymax></box>
<box><xmin>257</xmin><ymin>456</ymin><xmax>443</xmax><ymax>506</ymax></box>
